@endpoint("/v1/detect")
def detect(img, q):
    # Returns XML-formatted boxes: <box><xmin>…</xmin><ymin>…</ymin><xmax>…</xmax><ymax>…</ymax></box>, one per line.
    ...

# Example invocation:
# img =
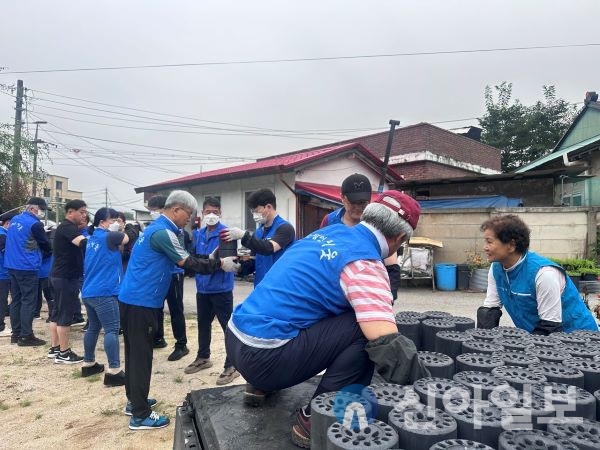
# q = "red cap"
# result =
<box><xmin>373</xmin><ymin>190</ymin><xmax>421</xmax><ymax>230</ymax></box>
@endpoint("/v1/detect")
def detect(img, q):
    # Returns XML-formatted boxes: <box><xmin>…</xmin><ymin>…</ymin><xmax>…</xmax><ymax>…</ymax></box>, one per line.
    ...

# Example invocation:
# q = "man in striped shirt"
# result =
<box><xmin>225</xmin><ymin>190</ymin><xmax>420</xmax><ymax>449</ymax></box>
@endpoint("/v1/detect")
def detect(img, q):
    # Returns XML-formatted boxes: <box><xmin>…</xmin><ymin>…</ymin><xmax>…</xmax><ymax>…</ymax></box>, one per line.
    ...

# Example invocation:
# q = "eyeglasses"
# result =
<box><xmin>250</xmin><ymin>206</ymin><xmax>266</xmax><ymax>214</ymax></box>
<box><xmin>177</xmin><ymin>207</ymin><xmax>193</xmax><ymax>219</ymax></box>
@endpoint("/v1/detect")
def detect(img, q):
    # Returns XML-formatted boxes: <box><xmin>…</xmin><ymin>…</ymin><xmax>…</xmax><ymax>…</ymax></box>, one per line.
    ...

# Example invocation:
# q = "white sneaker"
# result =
<box><xmin>0</xmin><ymin>328</ymin><xmax>12</xmax><ymax>337</ymax></box>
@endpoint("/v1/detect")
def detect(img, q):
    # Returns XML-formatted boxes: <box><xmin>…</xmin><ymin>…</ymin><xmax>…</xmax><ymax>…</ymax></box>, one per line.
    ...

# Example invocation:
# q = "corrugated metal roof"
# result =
<box><xmin>135</xmin><ymin>142</ymin><xmax>403</xmax><ymax>193</ymax></box>
<box><xmin>514</xmin><ymin>134</ymin><xmax>600</xmax><ymax>173</ymax></box>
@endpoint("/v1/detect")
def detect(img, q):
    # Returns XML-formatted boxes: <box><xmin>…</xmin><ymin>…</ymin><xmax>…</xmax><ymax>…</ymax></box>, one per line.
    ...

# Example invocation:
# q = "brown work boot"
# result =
<box><xmin>291</xmin><ymin>407</ymin><xmax>311</xmax><ymax>448</ymax></box>
<box><xmin>184</xmin><ymin>357</ymin><xmax>212</xmax><ymax>374</ymax></box>
<box><xmin>216</xmin><ymin>366</ymin><xmax>240</xmax><ymax>386</ymax></box>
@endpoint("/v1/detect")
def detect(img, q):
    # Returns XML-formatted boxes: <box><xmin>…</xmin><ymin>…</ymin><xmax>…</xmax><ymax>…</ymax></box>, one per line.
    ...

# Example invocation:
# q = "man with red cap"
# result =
<box><xmin>225</xmin><ymin>190</ymin><xmax>421</xmax><ymax>448</ymax></box>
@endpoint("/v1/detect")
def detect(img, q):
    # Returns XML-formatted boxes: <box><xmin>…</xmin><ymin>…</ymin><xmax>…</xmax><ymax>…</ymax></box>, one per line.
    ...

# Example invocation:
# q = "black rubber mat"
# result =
<box><xmin>184</xmin><ymin>377</ymin><xmax>321</xmax><ymax>450</ymax></box>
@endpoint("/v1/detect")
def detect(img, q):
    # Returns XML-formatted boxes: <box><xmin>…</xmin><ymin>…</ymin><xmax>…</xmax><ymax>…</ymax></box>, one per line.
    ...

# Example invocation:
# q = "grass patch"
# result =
<box><xmin>86</xmin><ymin>374</ymin><xmax>101</xmax><ymax>383</ymax></box>
<box><xmin>0</xmin><ymin>401</ymin><xmax>8</xmax><ymax>411</ymax></box>
<box><xmin>100</xmin><ymin>408</ymin><xmax>120</xmax><ymax>417</ymax></box>
<box><xmin>174</xmin><ymin>375</ymin><xmax>183</xmax><ymax>384</ymax></box>
<box><xmin>35</xmin><ymin>413</ymin><xmax>43</xmax><ymax>420</ymax></box>
<box><xmin>19</xmin><ymin>400</ymin><xmax>31</xmax><ymax>407</ymax></box>
<box><xmin>71</xmin><ymin>369</ymin><xmax>82</xmax><ymax>379</ymax></box>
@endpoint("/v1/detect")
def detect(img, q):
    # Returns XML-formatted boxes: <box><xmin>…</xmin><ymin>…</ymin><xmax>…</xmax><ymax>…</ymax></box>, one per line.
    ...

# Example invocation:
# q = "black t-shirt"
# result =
<box><xmin>51</xmin><ymin>219</ymin><xmax>84</xmax><ymax>279</ymax></box>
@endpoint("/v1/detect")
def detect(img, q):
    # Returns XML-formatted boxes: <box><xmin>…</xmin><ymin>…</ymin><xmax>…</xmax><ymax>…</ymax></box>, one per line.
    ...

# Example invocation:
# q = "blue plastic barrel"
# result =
<box><xmin>434</xmin><ymin>263</ymin><xmax>457</xmax><ymax>291</ymax></box>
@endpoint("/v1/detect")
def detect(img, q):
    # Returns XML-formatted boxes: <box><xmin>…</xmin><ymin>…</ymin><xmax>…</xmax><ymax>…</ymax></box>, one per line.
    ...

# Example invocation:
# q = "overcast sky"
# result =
<box><xmin>1</xmin><ymin>0</ymin><xmax>599</xmax><ymax>213</ymax></box>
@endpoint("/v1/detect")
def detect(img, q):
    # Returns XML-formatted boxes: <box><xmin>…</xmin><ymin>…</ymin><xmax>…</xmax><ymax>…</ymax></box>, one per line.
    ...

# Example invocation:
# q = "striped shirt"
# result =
<box><xmin>340</xmin><ymin>259</ymin><xmax>395</xmax><ymax>323</ymax></box>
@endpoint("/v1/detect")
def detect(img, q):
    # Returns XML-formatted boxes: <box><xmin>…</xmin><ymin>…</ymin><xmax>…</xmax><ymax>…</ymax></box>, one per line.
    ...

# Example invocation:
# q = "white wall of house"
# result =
<box><xmin>294</xmin><ymin>157</ymin><xmax>387</xmax><ymax>192</ymax></box>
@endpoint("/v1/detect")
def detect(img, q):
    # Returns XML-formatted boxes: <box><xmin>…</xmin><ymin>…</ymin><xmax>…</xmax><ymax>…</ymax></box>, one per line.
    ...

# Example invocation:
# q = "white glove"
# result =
<box><xmin>221</xmin><ymin>257</ymin><xmax>241</xmax><ymax>273</ymax></box>
<box><xmin>220</xmin><ymin>227</ymin><xmax>246</xmax><ymax>241</ymax></box>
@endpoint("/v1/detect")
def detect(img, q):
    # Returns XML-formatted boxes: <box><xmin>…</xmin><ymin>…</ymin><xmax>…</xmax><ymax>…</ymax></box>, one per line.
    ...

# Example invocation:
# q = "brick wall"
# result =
<box><xmin>397</xmin><ymin>161</ymin><xmax>479</xmax><ymax>180</ymax></box>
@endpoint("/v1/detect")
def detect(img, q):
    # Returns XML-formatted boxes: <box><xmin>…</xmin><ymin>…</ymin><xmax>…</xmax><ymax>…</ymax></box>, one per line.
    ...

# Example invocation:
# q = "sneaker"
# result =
<box><xmin>33</xmin><ymin>315</ymin><xmax>43</xmax><ymax>320</ymax></box>
<box><xmin>54</xmin><ymin>348</ymin><xmax>84</xmax><ymax>364</ymax></box>
<box><xmin>0</xmin><ymin>328</ymin><xmax>12</xmax><ymax>338</ymax></box>
<box><xmin>17</xmin><ymin>335</ymin><xmax>47</xmax><ymax>347</ymax></box>
<box><xmin>47</xmin><ymin>345</ymin><xmax>60</xmax><ymax>359</ymax></box>
<box><xmin>124</xmin><ymin>398</ymin><xmax>158</xmax><ymax>416</ymax></box>
<box><xmin>216</xmin><ymin>367</ymin><xmax>240</xmax><ymax>386</ymax></box>
<box><xmin>104</xmin><ymin>370</ymin><xmax>126</xmax><ymax>387</ymax></box>
<box><xmin>167</xmin><ymin>346</ymin><xmax>189</xmax><ymax>362</ymax></box>
<box><xmin>70</xmin><ymin>319</ymin><xmax>86</xmax><ymax>328</ymax></box>
<box><xmin>153</xmin><ymin>338</ymin><xmax>168</xmax><ymax>349</ymax></box>
<box><xmin>10</xmin><ymin>334</ymin><xmax>19</xmax><ymax>344</ymax></box>
<box><xmin>128</xmin><ymin>411</ymin><xmax>170</xmax><ymax>430</ymax></box>
<box><xmin>184</xmin><ymin>357</ymin><xmax>212</xmax><ymax>374</ymax></box>
<box><xmin>81</xmin><ymin>362</ymin><xmax>104</xmax><ymax>377</ymax></box>
<box><xmin>82</xmin><ymin>321</ymin><xmax>89</xmax><ymax>332</ymax></box>
<box><xmin>291</xmin><ymin>407</ymin><xmax>311</xmax><ymax>449</ymax></box>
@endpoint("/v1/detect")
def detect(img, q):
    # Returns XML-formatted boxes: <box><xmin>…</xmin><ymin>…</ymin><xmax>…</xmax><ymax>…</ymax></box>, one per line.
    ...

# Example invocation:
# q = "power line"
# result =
<box><xmin>1</xmin><ymin>43</ymin><xmax>599</xmax><ymax>74</ymax></box>
<box><xmin>28</xmin><ymin>88</ymin><xmax>384</xmax><ymax>134</ymax></box>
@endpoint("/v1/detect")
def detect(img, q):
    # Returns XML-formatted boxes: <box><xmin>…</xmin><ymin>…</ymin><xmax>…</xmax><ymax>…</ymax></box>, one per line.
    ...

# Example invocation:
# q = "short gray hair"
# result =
<box><xmin>361</xmin><ymin>202</ymin><xmax>414</xmax><ymax>240</ymax></box>
<box><xmin>165</xmin><ymin>190</ymin><xmax>198</xmax><ymax>212</ymax></box>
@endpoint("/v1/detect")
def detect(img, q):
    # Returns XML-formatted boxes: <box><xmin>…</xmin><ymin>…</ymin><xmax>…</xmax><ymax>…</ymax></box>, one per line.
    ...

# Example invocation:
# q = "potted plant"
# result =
<box><xmin>465</xmin><ymin>248</ymin><xmax>490</xmax><ymax>292</ymax></box>
<box><xmin>580</xmin><ymin>267</ymin><xmax>600</xmax><ymax>281</ymax></box>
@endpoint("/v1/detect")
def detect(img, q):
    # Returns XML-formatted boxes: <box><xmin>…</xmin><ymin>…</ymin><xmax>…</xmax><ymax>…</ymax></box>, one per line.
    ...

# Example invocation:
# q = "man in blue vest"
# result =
<box><xmin>477</xmin><ymin>214</ymin><xmax>598</xmax><ymax>333</ymax></box>
<box><xmin>4</xmin><ymin>197</ymin><xmax>52</xmax><ymax>346</ymax></box>
<box><xmin>146</xmin><ymin>195</ymin><xmax>190</xmax><ymax>361</ymax></box>
<box><xmin>119</xmin><ymin>190</ymin><xmax>240</xmax><ymax>430</ymax></box>
<box><xmin>225</xmin><ymin>190</ymin><xmax>421</xmax><ymax>448</ymax></box>
<box><xmin>184</xmin><ymin>197</ymin><xmax>240</xmax><ymax>385</ymax></box>
<box><xmin>220</xmin><ymin>188</ymin><xmax>295</xmax><ymax>286</ymax></box>
<box><xmin>320</xmin><ymin>173</ymin><xmax>402</xmax><ymax>302</ymax></box>
<box><xmin>0</xmin><ymin>211</ymin><xmax>16</xmax><ymax>338</ymax></box>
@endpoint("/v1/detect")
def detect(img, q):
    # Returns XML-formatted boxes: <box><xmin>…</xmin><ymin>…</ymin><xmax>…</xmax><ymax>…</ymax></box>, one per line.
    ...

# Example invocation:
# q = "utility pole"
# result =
<box><xmin>11</xmin><ymin>80</ymin><xmax>24</xmax><ymax>189</ymax></box>
<box><xmin>377</xmin><ymin>119</ymin><xmax>401</xmax><ymax>193</ymax></box>
<box><xmin>32</xmin><ymin>121</ymin><xmax>47</xmax><ymax>196</ymax></box>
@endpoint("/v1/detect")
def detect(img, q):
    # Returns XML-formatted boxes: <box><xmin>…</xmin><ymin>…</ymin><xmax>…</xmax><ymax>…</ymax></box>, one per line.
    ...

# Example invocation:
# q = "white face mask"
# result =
<box><xmin>108</xmin><ymin>222</ymin><xmax>120</xmax><ymax>232</ymax></box>
<box><xmin>149</xmin><ymin>211</ymin><xmax>161</xmax><ymax>220</ymax></box>
<box><xmin>203</xmin><ymin>213</ymin><xmax>220</xmax><ymax>226</ymax></box>
<box><xmin>252</xmin><ymin>212</ymin><xmax>266</xmax><ymax>225</ymax></box>
<box><xmin>36</xmin><ymin>210</ymin><xmax>45</xmax><ymax>219</ymax></box>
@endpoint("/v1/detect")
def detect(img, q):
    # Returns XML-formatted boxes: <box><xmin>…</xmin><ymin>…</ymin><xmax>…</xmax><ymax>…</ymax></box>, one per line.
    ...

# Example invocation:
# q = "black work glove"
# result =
<box><xmin>476</xmin><ymin>306</ymin><xmax>502</xmax><ymax>329</ymax></box>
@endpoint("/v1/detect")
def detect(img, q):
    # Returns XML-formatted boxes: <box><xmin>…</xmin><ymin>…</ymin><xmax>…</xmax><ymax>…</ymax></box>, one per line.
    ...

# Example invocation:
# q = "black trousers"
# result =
<box><xmin>35</xmin><ymin>277</ymin><xmax>55</xmax><ymax>317</ymax></box>
<box><xmin>0</xmin><ymin>279</ymin><xmax>10</xmax><ymax>331</ymax></box>
<box><xmin>196</xmin><ymin>291</ymin><xmax>233</xmax><ymax>369</ymax></box>
<box><xmin>119</xmin><ymin>301</ymin><xmax>158</xmax><ymax>419</ymax></box>
<box><xmin>155</xmin><ymin>273</ymin><xmax>187</xmax><ymax>348</ymax></box>
<box><xmin>225</xmin><ymin>311</ymin><xmax>373</xmax><ymax>401</ymax></box>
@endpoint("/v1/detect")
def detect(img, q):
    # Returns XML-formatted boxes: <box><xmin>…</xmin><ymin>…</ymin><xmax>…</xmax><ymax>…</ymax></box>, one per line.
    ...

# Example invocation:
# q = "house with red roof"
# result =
<box><xmin>135</xmin><ymin>123</ymin><xmax>502</xmax><ymax>237</ymax></box>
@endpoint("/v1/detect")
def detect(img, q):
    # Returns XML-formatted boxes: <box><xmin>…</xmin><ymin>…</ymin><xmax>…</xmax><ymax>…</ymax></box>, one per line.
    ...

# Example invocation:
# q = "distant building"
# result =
<box><xmin>38</xmin><ymin>174</ymin><xmax>82</xmax><ymax>210</ymax></box>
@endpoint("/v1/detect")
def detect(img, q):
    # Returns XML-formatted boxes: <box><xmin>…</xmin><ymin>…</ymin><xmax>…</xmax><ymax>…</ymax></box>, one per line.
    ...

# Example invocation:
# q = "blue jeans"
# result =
<box><xmin>8</xmin><ymin>270</ymin><xmax>39</xmax><ymax>338</ymax></box>
<box><xmin>83</xmin><ymin>296</ymin><xmax>121</xmax><ymax>368</ymax></box>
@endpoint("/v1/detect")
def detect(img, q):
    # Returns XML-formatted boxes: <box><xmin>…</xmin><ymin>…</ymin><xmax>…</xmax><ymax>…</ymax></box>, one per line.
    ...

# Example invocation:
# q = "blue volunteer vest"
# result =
<box><xmin>0</xmin><ymin>227</ymin><xmax>8</xmax><ymax>280</ymax></box>
<box><xmin>194</xmin><ymin>222</ymin><xmax>234</xmax><ymax>294</ymax></box>
<box><xmin>38</xmin><ymin>255</ymin><xmax>53</xmax><ymax>279</ymax></box>
<box><xmin>253</xmin><ymin>214</ymin><xmax>294</xmax><ymax>286</ymax></box>
<box><xmin>119</xmin><ymin>215</ymin><xmax>182</xmax><ymax>308</ymax></box>
<box><xmin>231</xmin><ymin>223</ymin><xmax>382</xmax><ymax>340</ymax></box>
<box><xmin>324</xmin><ymin>208</ymin><xmax>345</xmax><ymax>226</ymax></box>
<box><xmin>4</xmin><ymin>211</ymin><xmax>42</xmax><ymax>271</ymax></box>
<box><xmin>492</xmin><ymin>251</ymin><xmax>598</xmax><ymax>333</ymax></box>
<box><xmin>82</xmin><ymin>228</ymin><xmax>123</xmax><ymax>298</ymax></box>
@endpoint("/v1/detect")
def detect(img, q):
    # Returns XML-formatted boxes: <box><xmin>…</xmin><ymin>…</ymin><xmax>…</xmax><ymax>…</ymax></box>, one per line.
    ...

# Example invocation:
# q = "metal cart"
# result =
<box><xmin>399</xmin><ymin>237</ymin><xmax>443</xmax><ymax>291</ymax></box>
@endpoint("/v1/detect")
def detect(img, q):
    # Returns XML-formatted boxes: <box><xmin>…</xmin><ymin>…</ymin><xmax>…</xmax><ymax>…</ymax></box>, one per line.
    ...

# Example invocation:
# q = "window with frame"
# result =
<box><xmin>55</xmin><ymin>180</ymin><xmax>63</xmax><ymax>190</ymax></box>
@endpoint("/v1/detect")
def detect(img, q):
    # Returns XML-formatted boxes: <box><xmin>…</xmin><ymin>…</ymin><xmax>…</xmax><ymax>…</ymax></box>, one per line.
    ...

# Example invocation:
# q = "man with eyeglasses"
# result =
<box><xmin>320</xmin><ymin>173</ymin><xmax>402</xmax><ymax>303</ymax></box>
<box><xmin>221</xmin><ymin>188</ymin><xmax>295</xmax><ymax>286</ymax></box>
<box><xmin>4</xmin><ymin>197</ymin><xmax>52</xmax><ymax>346</ymax></box>
<box><xmin>119</xmin><ymin>190</ymin><xmax>240</xmax><ymax>430</ymax></box>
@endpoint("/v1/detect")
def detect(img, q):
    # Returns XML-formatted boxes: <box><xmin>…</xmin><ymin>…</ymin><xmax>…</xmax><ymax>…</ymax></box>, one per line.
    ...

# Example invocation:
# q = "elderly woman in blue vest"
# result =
<box><xmin>226</xmin><ymin>190</ymin><xmax>421</xmax><ymax>448</ymax></box>
<box><xmin>118</xmin><ymin>190</ymin><xmax>240</xmax><ymax>431</ymax></box>
<box><xmin>80</xmin><ymin>208</ymin><xmax>129</xmax><ymax>385</ymax></box>
<box><xmin>221</xmin><ymin>188</ymin><xmax>295</xmax><ymax>286</ymax></box>
<box><xmin>477</xmin><ymin>214</ymin><xmax>597</xmax><ymax>334</ymax></box>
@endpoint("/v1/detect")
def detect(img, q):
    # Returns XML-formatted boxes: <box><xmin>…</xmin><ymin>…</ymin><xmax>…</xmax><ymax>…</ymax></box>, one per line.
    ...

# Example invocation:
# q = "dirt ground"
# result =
<box><xmin>1</xmin><ymin>283</ymin><xmax>598</xmax><ymax>450</ymax></box>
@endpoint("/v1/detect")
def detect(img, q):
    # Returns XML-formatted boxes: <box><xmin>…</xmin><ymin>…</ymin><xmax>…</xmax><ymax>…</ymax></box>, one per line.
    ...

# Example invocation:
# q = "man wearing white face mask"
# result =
<box><xmin>184</xmin><ymin>197</ymin><xmax>240</xmax><ymax>385</ymax></box>
<box><xmin>146</xmin><ymin>195</ymin><xmax>189</xmax><ymax>361</ymax></box>
<box><xmin>221</xmin><ymin>188</ymin><xmax>295</xmax><ymax>287</ymax></box>
<box><xmin>4</xmin><ymin>197</ymin><xmax>52</xmax><ymax>346</ymax></box>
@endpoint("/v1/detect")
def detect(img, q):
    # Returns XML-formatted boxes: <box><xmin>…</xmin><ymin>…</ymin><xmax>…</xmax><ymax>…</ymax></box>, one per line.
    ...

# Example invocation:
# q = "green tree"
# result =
<box><xmin>479</xmin><ymin>82</ymin><xmax>578</xmax><ymax>172</ymax></box>
<box><xmin>0</xmin><ymin>123</ymin><xmax>38</xmax><ymax>212</ymax></box>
